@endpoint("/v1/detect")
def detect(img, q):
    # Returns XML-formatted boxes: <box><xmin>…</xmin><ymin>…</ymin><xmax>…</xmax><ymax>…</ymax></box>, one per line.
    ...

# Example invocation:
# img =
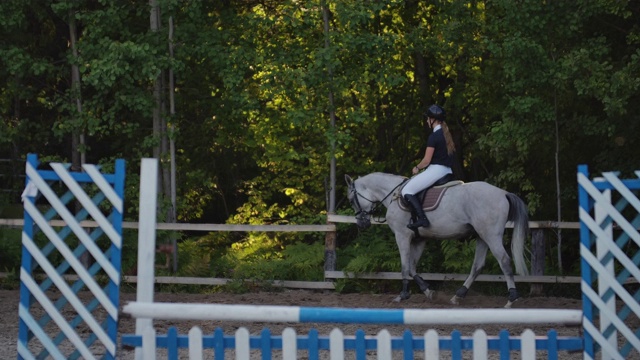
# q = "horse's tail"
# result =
<box><xmin>506</xmin><ymin>193</ymin><xmax>530</xmax><ymax>276</ymax></box>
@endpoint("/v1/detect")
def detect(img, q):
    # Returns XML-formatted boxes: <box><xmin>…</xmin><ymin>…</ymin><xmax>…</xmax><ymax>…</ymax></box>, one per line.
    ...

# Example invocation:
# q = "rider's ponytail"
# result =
<box><xmin>441</xmin><ymin>122</ymin><xmax>456</xmax><ymax>155</ymax></box>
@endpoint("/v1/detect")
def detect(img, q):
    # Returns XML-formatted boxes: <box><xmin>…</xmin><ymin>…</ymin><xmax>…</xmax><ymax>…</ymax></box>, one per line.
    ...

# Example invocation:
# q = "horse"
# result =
<box><xmin>345</xmin><ymin>172</ymin><xmax>530</xmax><ymax>308</ymax></box>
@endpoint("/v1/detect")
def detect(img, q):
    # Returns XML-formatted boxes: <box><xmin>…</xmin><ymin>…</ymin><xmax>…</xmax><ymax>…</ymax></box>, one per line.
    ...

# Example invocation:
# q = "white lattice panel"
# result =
<box><xmin>578</xmin><ymin>166</ymin><xmax>640</xmax><ymax>360</ymax></box>
<box><xmin>17</xmin><ymin>154</ymin><xmax>125</xmax><ymax>360</ymax></box>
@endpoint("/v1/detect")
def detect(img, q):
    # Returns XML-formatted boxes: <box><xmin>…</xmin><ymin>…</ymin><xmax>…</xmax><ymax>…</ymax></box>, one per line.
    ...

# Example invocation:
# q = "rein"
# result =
<box><xmin>350</xmin><ymin>178</ymin><xmax>408</xmax><ymax>223</ymax></box>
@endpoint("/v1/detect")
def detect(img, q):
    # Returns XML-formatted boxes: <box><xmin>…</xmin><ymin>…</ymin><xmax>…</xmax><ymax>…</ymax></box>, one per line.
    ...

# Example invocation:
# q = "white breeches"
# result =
<box><xmin>401</xmin><ymin>164</ymin><xmax>452</xmax><ymax>196</ymax></box>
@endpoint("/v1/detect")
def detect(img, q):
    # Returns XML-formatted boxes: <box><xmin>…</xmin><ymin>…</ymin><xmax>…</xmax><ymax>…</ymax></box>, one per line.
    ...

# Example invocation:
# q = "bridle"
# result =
<box><xmin>349</xmin><ymin>178</ymin><xmax>408</xmax><ymax>225</ymax></box>
<box><xmin>349</xmin><ymin>185</ymin><xmax>381</xmax><ymax>220</ymax></box>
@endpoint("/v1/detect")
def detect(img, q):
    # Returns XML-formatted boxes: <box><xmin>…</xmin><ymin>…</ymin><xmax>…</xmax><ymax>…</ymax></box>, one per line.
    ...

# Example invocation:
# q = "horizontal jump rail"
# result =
<box><xmin>122</xmin><ymin>302</ymin><xmax>583</xmax><ymax>326</ymax></box>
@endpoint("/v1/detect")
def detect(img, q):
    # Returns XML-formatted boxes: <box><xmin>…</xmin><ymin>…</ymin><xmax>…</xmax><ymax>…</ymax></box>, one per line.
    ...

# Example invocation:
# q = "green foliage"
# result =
<box><xmin>222</xmin><ymin>279</ymin><xmax>254</xmax><ymax>294</ymax></box>
<box><xmin>440</xmin><ymin>239</ymin><xmax>498</xmax><ymax>275</ymax></box>
<box><xmin>177</xmin><ymin>230</ymin><xmax>325</xmax><ymax>281</ymax></box>
<box><xmin>173</xmin><ymin>239</ymin><xmax>213</xmax><ymax>277</ymax></box>
<box><xmin>1</xmin><ymin>0</ymin><xmax>640</xmax><ymax>283</ymax></box>
<box><xmin>0</xmin><ymin>269</ymin><xmax>19</xmax><ymax>290</ymax></box>
<box><xmin>0</xmin><ymin>227</ymin><xmax>21</xmax><ymax>273</ymax></box>
<box><xmin>475</xmin><ymin>0</ymin><xmax>640</xmax><ymax>222</ymax></box>
<box><xmin>120</xmin><ymin>229</ymin><xmax>140</xmax><ymax>276</ymax></box>
<box><xmin>230</xmin><ymin>238</ymin><xmax>325</xmax><ymax>282</ymax></box>
<box><xmin>339</xmin><ymin>228</ymin><xmax>399</xmax><ymax>274</ymax></box>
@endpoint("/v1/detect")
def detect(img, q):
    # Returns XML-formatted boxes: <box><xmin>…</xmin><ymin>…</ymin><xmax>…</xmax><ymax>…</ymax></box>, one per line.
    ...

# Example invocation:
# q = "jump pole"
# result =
<box><xmin>123</xmin><ymin>302</ymin><xmax>582</xmax><ymax>326</ymax></box>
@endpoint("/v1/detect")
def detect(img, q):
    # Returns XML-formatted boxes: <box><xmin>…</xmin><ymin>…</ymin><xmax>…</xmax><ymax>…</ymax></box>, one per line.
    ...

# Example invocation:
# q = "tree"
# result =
<box><xmin>475</xmin><ymin>0</ymin><xmax>640</xmax><ymax>271</ymax></box>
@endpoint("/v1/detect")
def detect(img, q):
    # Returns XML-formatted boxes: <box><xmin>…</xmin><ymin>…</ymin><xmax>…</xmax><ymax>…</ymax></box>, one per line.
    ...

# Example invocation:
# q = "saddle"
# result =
<box><xmin>400</xmin><ymin>173</ymin><xmax>464</xmax><ymax>212</ymax></box>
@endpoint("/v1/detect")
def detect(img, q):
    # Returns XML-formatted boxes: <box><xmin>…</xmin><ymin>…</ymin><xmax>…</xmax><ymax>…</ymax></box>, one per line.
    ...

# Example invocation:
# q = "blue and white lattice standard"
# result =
<box><xmin>17</xmin><ymin>153</ymin><xmax>125</xmax><ymax>360</ymax></box>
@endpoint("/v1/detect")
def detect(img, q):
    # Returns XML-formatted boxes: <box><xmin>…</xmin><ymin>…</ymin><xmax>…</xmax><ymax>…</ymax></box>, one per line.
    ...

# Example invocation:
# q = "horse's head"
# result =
<box><xmin>345</xmin><ymin>174</ymin><xmax>372</xmax><ymax>229</ymax></box>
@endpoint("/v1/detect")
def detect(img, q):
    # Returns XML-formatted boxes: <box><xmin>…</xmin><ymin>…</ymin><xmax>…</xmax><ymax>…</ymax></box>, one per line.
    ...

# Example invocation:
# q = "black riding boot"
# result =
<box><xmin>404</xmin><ymin>194</ymin><xmax>430</xmax><ymax>229</ymax></box>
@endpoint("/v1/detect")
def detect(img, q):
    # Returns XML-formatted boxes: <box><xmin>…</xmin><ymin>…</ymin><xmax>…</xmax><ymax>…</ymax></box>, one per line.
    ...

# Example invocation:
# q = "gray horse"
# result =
<box><xmin>345</xmin><ymin>172</ymin><xmax>530</xmax><ymax>308</ymax></box>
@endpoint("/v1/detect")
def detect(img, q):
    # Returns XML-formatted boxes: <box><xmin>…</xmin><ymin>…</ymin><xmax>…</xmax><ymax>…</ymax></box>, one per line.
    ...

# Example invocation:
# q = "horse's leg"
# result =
<box><xmin>450</xmin><ymin>240</ymin><xmax>489</xmax><ymax>305</ymax></box>
<box><xmin>410</xmin><ymin>239</ymin><xmax>435</xmax><ymax>300</ymax></box>
<box><xmin>394</xmin><ymin>233</ymin><xmax>414</xmax><ymax>302</ymax></box>
<box><xmin>485</xmin><ymin>238</ymin><xmax>520</xmax><ymax>308</ymax></box>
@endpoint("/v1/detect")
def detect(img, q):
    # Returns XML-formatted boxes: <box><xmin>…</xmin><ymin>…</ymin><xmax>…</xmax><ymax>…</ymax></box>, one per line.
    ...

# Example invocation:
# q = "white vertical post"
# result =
<box><xmin>282</xmin><ymin>328</ymin><xmax>297</xmax><ymax>360</ymax></box>
<box><xmin>135</xmin><ymin>158</ymin><xmax>159</xmax><ymax>360</ymax></box>
<box><xmin>424</xmin><ymin>330</ymin><xmax>440</xmax><ymax>360</ymax></box>
<box><xmin>235</xmin><ymin>328</ymin><xmax>250</xmax><ymax>360</ymax></box>
<box><xmin>329</xmin><ymin>329</ymin><xmax>344</xmax><ymax>360</ymax></box>
<box><xmin>188</xmin><ymin>327</ymin><xmax>204</xmax><ymax>359</ymax></box>
<box><xmin>472</xmin><ymin>329</ymin><xmax>488</xmax><ymax>360</ymax></box>
<box><xmin>376</xmin><ymin>329</ymin><xmax>392</xmax><ymax>360</ymax></box>
<box><xmin>594</xmin><ymin>178</ymin><xmax>616</xmax><ymax>360</ymax></box>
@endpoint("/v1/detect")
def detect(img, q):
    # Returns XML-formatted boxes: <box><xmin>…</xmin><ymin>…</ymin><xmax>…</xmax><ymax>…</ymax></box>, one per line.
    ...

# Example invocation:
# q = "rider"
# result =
<box><xmin>401</xmin><ymin>104</ymin><xmax>456</xmax><ymax>229</ymax></box>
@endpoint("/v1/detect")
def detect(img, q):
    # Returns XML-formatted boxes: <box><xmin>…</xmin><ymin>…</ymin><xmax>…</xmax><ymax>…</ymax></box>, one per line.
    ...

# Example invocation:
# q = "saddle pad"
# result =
<box><xmin>422</xmin><ymin>181</ymin><xmax>463</xmax><ymax>211</ymax></box>
<box><xmin>422</xmin><ymin>187</ymin><xmax>447</xmax><ymax>211</ymax></box>
<box><xmin>398</xmin><ymin>180</ymin><xmax>463</xmax><ymax>212</ymax></box>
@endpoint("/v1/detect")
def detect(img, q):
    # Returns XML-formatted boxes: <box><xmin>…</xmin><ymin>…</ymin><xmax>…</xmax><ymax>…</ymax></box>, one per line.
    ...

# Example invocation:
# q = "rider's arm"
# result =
<box><xmin>413</xmin><ymin>146</ymin><xmax>434</xmax><ymax>174</ymax></box>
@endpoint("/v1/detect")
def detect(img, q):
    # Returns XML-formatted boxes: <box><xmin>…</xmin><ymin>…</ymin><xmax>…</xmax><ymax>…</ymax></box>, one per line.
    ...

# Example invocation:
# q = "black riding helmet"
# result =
<box><xmin>425</xmin><ymin>104</ymin><xmax>446</xmax><ymax>121</ymax></box>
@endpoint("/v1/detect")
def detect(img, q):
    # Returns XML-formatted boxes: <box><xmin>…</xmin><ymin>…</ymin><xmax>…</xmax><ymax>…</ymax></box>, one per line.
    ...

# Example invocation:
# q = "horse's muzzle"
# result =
<box><xmin>355</xmin><ymin>214</ymin><xmax>372</xmax><ymax>229</ymax></box>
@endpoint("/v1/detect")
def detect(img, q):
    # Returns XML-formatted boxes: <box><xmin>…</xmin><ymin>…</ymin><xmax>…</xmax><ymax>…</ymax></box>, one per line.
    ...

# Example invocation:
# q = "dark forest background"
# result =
<box><xmin>1</xmin><ymin>0</ymin><xmax>639</xmax><ymax>288</ymax></box>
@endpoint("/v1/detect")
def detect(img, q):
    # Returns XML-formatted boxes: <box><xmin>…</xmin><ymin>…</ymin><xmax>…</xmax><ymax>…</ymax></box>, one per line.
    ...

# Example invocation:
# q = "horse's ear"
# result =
<box><xmin>345</xmin><ymin>174</ymin><xmax>353</xmax><ymax>186</ymax></box>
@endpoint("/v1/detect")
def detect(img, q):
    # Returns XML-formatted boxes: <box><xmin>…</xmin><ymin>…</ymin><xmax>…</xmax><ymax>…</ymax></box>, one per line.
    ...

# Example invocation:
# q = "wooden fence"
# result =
<box><xmin>0</xmin><ymin>217</ymin><xmax>586</xmax><ymax>290</ymax></box>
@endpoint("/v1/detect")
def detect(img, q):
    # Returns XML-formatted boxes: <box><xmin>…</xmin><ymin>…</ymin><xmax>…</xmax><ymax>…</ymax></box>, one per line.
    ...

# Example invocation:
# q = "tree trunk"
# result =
<box><xmin>554</xmin><ymin>90</ymin><xmax>563</xmax><ymax>273</ymax></box>
<box><xmin>322</xmin><ymin>1</ymin><xmax>337</xmax><ymax>272</ymax></box>
<box><xmin>69</xmin><ymin>8</ymin><xmax>90</xmax><ymax>269</ymax></box>
<box><xmin>150</xmin><ymin>1</ymin><xmax>178</xmax><ymax>272</ymax></box>
<box><xmin>150</xmin><ymin>0</ymin><xmax>162</xmax><ymax>162</ymax></box>
<box><xmin>69</xmin><ymin>11</ymin><xmax>83</xmax><ymax>171</ymax></box>
<box><xmin>168</xmin><ymin>15</ymin><xmax>178</xmax><ymax>272</ymax></box>
<box><xmin>414</xmin><ymin>52</ymin><xmax>430</xmax><ymax>110</ymax></box>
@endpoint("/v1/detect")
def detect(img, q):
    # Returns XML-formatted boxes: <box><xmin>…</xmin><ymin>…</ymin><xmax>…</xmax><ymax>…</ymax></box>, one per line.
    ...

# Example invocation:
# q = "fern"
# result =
<box><xmin>340</xmin><ymin>232</ymin><xmax>400</xmax><ymax>274</ymax></box>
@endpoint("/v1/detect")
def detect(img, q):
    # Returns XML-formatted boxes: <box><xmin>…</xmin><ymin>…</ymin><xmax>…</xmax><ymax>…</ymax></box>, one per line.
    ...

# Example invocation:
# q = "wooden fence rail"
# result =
<box><xmin>0</xmin><ymin>218</ymin><xmax>334</xmax><ymax>232</ymax></box>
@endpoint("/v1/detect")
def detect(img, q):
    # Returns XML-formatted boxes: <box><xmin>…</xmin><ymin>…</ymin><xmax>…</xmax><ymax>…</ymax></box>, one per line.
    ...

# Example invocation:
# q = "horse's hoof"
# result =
<box><xmin>424</xmin><ymin>289</ymin><xmax>436</xmax><ymax>300</ymax></box>
<box><xmin>504</xmin><ymin>298</ymin><xmax>519</xmax><ymax>308</ymax></box>
<box><xmin>450</xmin><ymin>295</ymin><xmax>461</xmax><ymax>305</ymax></box>
<box><xmin>504</xmin><ymin>300</ymin><xmax>512</xmax><ymax>308</ymax></box>
<box><xmin>505</xmin><ymin>288</ymin><xmax>520</xmax><ymax>308</ymax></box>
<box><xmin>394</xmin><ymin>292</ymin><xmax>410</xmax><ymax>302</ymax></box>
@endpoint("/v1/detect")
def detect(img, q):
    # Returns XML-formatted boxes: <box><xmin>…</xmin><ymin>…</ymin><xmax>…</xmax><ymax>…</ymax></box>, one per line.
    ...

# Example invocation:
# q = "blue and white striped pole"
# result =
<box><xmin>123</xmin><ymin>302</ymin><xmax>583</xmax><ymax>326</ymax></box>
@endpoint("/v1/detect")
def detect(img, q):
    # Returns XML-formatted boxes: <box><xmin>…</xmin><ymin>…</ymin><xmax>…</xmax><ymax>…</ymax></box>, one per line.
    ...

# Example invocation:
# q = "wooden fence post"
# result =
<box><xmin>324</xmin><ymin>217</ymin><xmax>336</xmax><ymax>272</ymax></box>
<box><xmin>529</xmin><ymin>229</ymin><xmax>545</xmax><ymax>296</ymax></box>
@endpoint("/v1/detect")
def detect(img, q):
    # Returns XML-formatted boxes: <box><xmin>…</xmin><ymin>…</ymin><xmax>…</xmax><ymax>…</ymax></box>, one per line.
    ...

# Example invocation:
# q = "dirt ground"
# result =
<box><xmin>0</xmin><ymin>287</ymin><xmax>592</xmax><ymax>359</ymax></box>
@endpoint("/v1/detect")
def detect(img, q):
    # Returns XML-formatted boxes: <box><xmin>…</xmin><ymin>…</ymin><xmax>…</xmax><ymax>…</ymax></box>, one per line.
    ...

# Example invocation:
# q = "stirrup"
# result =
<box><xmin>407</xmin><ymin>218</ymin><xmax>430</xmax><ymax>229</ymax></box>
